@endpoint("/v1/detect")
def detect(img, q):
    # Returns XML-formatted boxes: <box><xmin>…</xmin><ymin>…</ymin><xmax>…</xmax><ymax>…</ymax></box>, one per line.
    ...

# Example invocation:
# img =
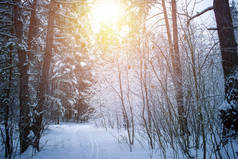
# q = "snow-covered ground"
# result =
<box><xmin>20</xmin><ymin>123</ymin><xmax>152</xmax><ymax>159</ymax></box>
<box><xmin>4</xmin><ymin>122</ymin><xmax>237</xmax><ymax>159</ymax></box>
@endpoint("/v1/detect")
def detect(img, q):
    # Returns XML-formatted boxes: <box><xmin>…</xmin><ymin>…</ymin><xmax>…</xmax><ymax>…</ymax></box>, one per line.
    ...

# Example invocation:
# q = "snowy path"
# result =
<box><xmin>26</xmin><ymin>123</ymin><xmax>151</xmax><ymax>159</ymax></box>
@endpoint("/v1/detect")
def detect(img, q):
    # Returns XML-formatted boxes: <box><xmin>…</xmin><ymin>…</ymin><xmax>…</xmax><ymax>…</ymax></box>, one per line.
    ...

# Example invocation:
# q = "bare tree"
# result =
<box><xmin>161</xmin><ymin>0</ymin><xmax>189</xmax><ymax>135</ymax></box>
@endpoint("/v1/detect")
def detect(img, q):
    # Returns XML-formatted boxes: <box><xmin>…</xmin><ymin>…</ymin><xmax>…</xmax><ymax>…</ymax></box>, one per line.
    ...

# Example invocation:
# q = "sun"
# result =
<box><xmin>90</xmin><ymin>0</ymin><xmax>124</xmax><ymax>33</ymax></box>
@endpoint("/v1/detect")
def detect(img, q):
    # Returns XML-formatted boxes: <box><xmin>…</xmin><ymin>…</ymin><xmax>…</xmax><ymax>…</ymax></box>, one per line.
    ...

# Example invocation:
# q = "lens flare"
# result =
<box><xmin>90</xmin><ymin>0</ymin><xmax>124</xmax><ymax>33</ymax></box>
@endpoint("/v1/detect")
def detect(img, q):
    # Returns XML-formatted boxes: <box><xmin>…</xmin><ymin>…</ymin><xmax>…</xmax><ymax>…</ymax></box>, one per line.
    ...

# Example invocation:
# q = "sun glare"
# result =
<box><xmin>90</xmin><ymin>0</ymin><xmax>124</xmax><ymax>33</ymax></box>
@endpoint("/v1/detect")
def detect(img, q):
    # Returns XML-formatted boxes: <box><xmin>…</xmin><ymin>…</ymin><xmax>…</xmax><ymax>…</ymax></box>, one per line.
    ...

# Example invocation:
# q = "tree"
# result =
<box><xmin>47</xmin><ymin>0</ymin><xmax>94</xmax><ymax>123</ymax></box>
<box><xmin>161</xmin><ymin>0</ymin><xmax>189</xmax><ymax>135</ymax></box>
<box><xmin>0</xmin><ymin>1</ymin><xmax>17</xmax><ymax>157</ymax></box>
<box><xmin>171</xmin><ymin>0</ymin><xmax>189</xmax><ymax>135</ymax></box>
<box><xmin>214</xmin><ymin>0</ymin><xmax>238</xmax><ymax>79</ymax></box>
<box><xmin>33</xmin><ymin>0</ymin><xmax>55</xmax><ymax>151</ymax></box>
<box><xmin>213</xmin><ymin>0</ymin><xmax>238</xmax><ymax>137</ymax></box>
<box><xmin>13</xmin><ymin>0</ymin><xmax>37</xmax><ymax>153</ymax></box>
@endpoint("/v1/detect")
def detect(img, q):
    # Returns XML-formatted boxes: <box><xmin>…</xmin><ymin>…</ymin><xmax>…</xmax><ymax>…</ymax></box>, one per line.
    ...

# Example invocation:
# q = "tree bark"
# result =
<box><xmin>27</xmin><ymin>0</ymin><xmax>37</xmax><ymax>53</ymax></box>
<box><xmin>213</xmin><ymin>0</ymin><xmax>238</xmax><ymax>80</ymax></box>
<box><xmin>213</xmin><ymin>0</ymin><xmax>238</xmax><ymax>83</ymax></box>
<box><xmin>0</xmin><ymin>1</ymin><xmax>14</xmax><ymax>158</ymax></box>
<box><xmin>213</xmin><ymin>0</ymin><xmax>238</xmax><ymax>137</ymax></box>
<box><xmin>171</xmin><ymin>0</ymin><xmax>189</xmax><ymax>135</ymax></box>
<box><xmin>13</xmin><ymin>0</ymin><xmax>31</xmax><ymax>153</ymax></box>
<box><xmin>4</xmin><ymin>37</ymin><xmax>13</xmax><ymax>159</ymax></box>
<box><xmin>33</xmin><ymin>0</ymin><xmax>55</xmax><ymax>151</ymax></box>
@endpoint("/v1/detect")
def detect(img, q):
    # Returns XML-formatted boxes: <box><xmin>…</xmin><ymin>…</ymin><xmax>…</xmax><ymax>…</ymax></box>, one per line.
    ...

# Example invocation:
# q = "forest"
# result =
<box><xmin>0</xmin><ymin>0</ymin><xmax>238</xmax><ymax>158</ymax></box>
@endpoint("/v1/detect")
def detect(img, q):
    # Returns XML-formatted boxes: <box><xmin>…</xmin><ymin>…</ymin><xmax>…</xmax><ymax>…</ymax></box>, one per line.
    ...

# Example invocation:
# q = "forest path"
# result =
<box><xmin>26</xmin><ymin>123</ymin><xmax>150</xmax><ymax>159</ymax></box>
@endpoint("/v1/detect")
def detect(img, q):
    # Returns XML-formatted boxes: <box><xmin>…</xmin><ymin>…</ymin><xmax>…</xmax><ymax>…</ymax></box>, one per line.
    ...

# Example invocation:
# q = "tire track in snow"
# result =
<box><xmin>88</xmin><ymin>131</ymin><xmax>100</xmax><ymax>159</ymax></box>
<box><xmin>88</xmin><ymin>134</ymin><xmax>95</xmax><ymax>159</ymax></box>
<box><xmin>94</xmin><ymin>136</ymin><xmax>100</xmax><ymax>159</ymax></box>
<box><xmin>76</xmin><ymin>125</ymin><xmax>100</xmax><ymax>159</ymax></box>
<box><xmin>74</xmin><ymin>126</ymin><xmax>95</xmax><ymax>159</ymax></box>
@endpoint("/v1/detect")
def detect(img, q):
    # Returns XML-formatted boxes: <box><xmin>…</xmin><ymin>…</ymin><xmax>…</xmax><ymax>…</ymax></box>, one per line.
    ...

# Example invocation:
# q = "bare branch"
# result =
<box><xmin>0</xmin><ymin>32</ymin><xmax>15</xmax><ymax>38</ymax></box>
<box><xmin>207</xmin><ymin>27</ymin><xmax>217</xmax><ymax>30</ymax></box>
<box><xmin>55</xmin><ymin>0</ymin><xmax>89</xmax><ymax>4</ymax></box>
<box><xmin>187</xmin><ymin>6</ymin><xmax>214</xmax><ymax>25</ymax></box>
<box><xmin>207</xmin><ymin>26</ymin><xmax>238</xmax><ymax>30</ymax></box>
<box><xmin>0</xmin><ymin>65</ymin><xmax>18</xmax><ymax>72</ymax></box>
<box><xmin>0</xmin><ymin>2</ymin><xmax>15</xmax><ymax>6</ymax></box>
<box><xmin>55</xmin><ymin>12</ymin><xmax>77</xmax><ymax>20</ymax></box>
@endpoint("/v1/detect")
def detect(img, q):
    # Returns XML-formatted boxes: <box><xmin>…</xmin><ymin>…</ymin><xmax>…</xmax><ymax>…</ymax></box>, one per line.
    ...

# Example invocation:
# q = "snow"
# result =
<box><xmin>12</xmin><ymin>122</ymin><xmax>238</xmax><ymax>159</ymax></box>
<box><xmin>1</xmin><ymin>122</ymin><xmax>238</xmax><ymax>159</ymax></box>
<box><xmin>219</xmin><ymin>100</ymin><xmax>232</xmax><ymax>111</ymax></box>
<box><xmin>21</xmin><ymin>123</ymin><xmax>152</xmax><ymax>159</ymax></box>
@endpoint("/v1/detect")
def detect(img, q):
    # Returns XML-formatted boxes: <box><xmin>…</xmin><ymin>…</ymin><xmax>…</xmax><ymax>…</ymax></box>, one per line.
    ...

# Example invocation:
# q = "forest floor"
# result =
<box><xmin>21</xmin><ymin>123</ymin><xmax>154</xmax><ymax>159</ymax></box>
<box><xmin>5</xmin><ymin>122</ymin><xmax>238</xmax><ymax>159</ymax></box>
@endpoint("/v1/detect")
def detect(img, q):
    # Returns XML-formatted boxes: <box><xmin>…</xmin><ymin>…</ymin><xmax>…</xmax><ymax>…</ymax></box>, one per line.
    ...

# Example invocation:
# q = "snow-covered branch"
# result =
<box><xmin>187</xmin><ymin>6</ymin><xmax>214</xmax><ymax>25</ymax></box>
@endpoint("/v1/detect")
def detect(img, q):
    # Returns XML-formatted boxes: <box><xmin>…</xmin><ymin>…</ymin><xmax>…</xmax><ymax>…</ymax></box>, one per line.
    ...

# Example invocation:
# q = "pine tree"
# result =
<box><xmin>46</xmin><ymin>0</ymin><xmax>94</xmax><ymax>123</ymax></box>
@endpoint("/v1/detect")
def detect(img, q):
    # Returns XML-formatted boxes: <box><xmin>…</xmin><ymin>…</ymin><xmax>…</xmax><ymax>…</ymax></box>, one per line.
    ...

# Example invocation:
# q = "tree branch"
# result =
<box><xmin>207</xmin><ymin>26</ymin><xmax>238</xmax><ymax>30</ymax></box>
<box><xmin>0</xmin><ymin>32</ymin><xmax>15</xmax><ymax>38</ymax></box>
<box><xmin>55</xmin><ymin>0</ymin><xmax>89</xmax><ymax>4</ymax></box>
<box><xmin>187</xmin><ymin>6</ymin><xmax>214</xmax><ymax>25</ymax></box>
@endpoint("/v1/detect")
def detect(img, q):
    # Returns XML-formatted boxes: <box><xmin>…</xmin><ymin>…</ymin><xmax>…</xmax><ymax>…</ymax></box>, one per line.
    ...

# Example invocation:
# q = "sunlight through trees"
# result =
<box><xmin>0</xmin><ymin>0</ymin><xmax>238</xmax><ymax>158</ymax></box>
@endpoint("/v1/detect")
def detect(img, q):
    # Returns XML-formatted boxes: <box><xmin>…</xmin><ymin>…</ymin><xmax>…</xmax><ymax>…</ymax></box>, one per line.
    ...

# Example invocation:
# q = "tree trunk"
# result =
<box><xmin>4</xmin><ymin>40</ymin><xmax>13</xmax><ymax>159</ymax></box>
<box><xmin>213</xmin><ymin>0</ymin><xmax>238</xmax><ymax>137</ymax></box>
<box><xmin>13</xmin><ymin>0</ymin><xmax>31</xmax><ymax>153</ymax></box>
<box><xmin>0</xmin><ymin>1</ymin><xmax>14</xmax><ymax>158</ymax></box>
<box><xmin>170</xmin><ymin>0</ymin><xmax>189</xmax><ymax>135</ymax></box>
<box><xmin>162</xmin><ymin>0</ymin><xmax>188</xmax><ymax>135</ymax></box>
<box><xmin>33</xmin><ymin>0</ymin><xmax>55</xmax><ymax>151</ymax></box>
<box><xmin>27</xmin><ymin>0</ymin><xmax>37</xmax><ymax>54</ymax></box>
<box><xmin>214</xmin><ymin>0</ymin><xmax>238</xmax><ymax>81</ymax></box>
